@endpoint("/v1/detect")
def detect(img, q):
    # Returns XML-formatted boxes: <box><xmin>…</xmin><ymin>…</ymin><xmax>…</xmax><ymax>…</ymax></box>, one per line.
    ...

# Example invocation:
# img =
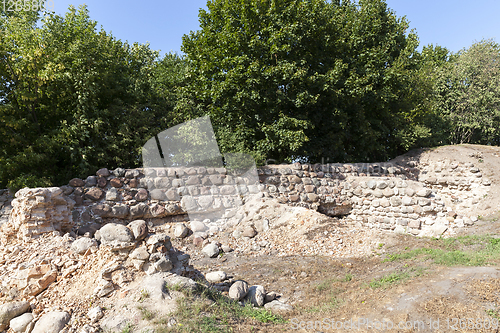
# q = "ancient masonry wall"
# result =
<box><xmin>0</xmin><ymin>160</ymin><xmax>491</xmax><ymax>238</ymax></box>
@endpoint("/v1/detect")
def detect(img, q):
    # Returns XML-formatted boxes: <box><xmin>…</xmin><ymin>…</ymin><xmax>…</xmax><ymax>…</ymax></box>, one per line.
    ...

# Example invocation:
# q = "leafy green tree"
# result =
<box><xmin>433</xmin><ymin>39</ymin><xmax>500</xmax><ymax>145</ymax></box>
<box><xmin>0</xmin><ymin>6</ymin><xmax>180</xmax><ymax>190</ymax></box>
<box><xmin>395</xmin><ymin>44</ymin><xmax>453</xmax><ymax>149</ymax></box>
<box><xmin>180</xmin><ymin>0</ymin><xmax>421</xmax><ymax>164</ymax></box>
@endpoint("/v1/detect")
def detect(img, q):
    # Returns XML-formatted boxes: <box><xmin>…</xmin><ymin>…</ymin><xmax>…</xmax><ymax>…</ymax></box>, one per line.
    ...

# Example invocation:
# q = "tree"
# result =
<box><xmin>179</xmin><ymin>0</ymin><xmax>420</xmax><ymax>164</ymax></box>
<box><xmin>434</xmin><ymin>39</ymin><xmax>500</xmax><ymax>145</ymax></box>
<box><xmin>0</xmin><ymin>5</ymin><xmax>179</xmax><ymax>190</ymax></box>
<box><xmin>394</xmin><ymin>44</ymin><xmax>453</xmax><ymax>149</ymax></box>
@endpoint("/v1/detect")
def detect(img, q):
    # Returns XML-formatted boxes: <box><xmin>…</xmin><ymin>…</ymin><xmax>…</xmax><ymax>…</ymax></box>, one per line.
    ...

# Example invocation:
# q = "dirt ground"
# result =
<box><xmin>188</xmin><ymin>144</ymin><xmax>500</xmax><ymax>333</ymax></box>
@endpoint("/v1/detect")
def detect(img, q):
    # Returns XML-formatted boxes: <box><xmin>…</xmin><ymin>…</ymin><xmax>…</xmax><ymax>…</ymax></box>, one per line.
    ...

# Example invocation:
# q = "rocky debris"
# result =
<box><xmin>127</xmin><ymin>219</ymin><xmax>148</xmax><ymax>240</ymax></box>
<box><xmin>95</xmin><ymin>223</ymin><xmax>135</xmax><ymax>251</ymax></box>
<box><xmin>128</xmin><ymin>246</ymin><xmax>149</xmax><ymax>261</ymax></box>
<box><xmin>163</xmin><ymin>273</ymin><xmax>198</xmax><ymax>292</ymax></box>
<box><xmin>0</xmin><ymin>301</ymin><xmax>30</xmax><ymax>330</ymax></box>
<box><xmin>145</xmin><ymin>233</ymin><xmax>172</xmax><ymax>253</ymax></box>
<box><xmin>202</xmin><ymin>243</ymin><xmax>220</xmax><ymax>258</ymax></box>
<box><xmin>229</xmin><ymin>280</ymin><xmax>249</xmax><ymax>301</ymax></box>
<box><xmin>144</xmin><ymin>252</ymin><xmax>173</xmax><ymax>275</ymax></box>
<box><xmin>3</xmin><ymin>187</ymin><xmax>74</xmax><ymax>238</ymax></box>
<box><xmin>246</xmin><ymin>285</ymin><xmax>266</xmax><ymax>307</ymax></box>
<box><xmin>31</xmin><ymin>311</ymin><xmax>71</xmax><ymax>333</ymax></box>
<box><xmin>174</xmin><ymin>223</ymin><xmax>189</xmax><ymax>238</ymax></box>
<box><xmin>71</xmin><ymin>237</ymin><xmax>98</xmax><ymax>255</ymax></box>
<box><xmin>264</xmin><ymin>300</ymin><xmax>293</xmax><ymax>312</ymax></box>
<box><xmin>205</xmin><ymin>271</ymin><xmax>227</xmax><ymax>283</ymax></box>
<box><xmin>9</xmin><ymin>312</ymin><xmax>34</xmax><ymax>332</ymax></box>
<box><xmin>87</xmin><ymin>306</ymin><xmax>104</xmax><ymax>323</ymax></box>
<box><xmin>93</xmin><ymin>279</ymin><xmax>115</xmax><ymax>298</ymax></box>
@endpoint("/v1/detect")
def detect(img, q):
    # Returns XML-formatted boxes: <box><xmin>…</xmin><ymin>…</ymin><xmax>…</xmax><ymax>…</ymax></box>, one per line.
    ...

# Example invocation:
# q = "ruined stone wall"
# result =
<box><xmin>1</xmin><ymin>159</ymin><xmax>491</xmax><ymax>238</ymax></box>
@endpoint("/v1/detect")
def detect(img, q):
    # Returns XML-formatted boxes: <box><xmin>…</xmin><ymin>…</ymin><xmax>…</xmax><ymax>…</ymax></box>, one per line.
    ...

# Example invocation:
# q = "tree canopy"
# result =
<box><xmin>0</xmin><ymin>6</ymin><xmax>182</xmax><ymax>190</ymax></box>
<box><xmin>179</xmin><ymin>0</ymin><xmax>421</xmax><ymax>164</ymax></box>
<box><xmin>1</xmin><ymin>1</ymin><xmax>499</xmax><ymax>190</ymax></box>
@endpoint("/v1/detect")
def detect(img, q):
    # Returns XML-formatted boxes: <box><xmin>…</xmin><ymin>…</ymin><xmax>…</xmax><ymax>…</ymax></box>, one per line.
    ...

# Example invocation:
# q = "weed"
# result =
<box><xmin>137</xmin><ymin>305</ymin><xmax>154</xmax><ymax>320</ymax></box>
<box><xmin>378</xmin><ymin>243</ymin><xmax>384</xmax><ymax>249</ymax></box>
<box><xmin>138</xmin><ymin>289</ymin><xmax>149</xmax><ymax>303</ymax></box>
<box><xmin>385</xmin><ymin>235</ymin><xmax>500</xmax><ymax>266</ymax></box>
<box><xmin>306</xmin><ymin>297</ymin><xmax>343</xmax><ymax>313</ymax></box>
<box><xmin>157</xmin><ymin>284</ymin><xmax>285</xmax><ymax>333</ymax></box>
<box><xmin>342</xmin><ymin>273</ymin><xmax>353</xmax><ymax>282</ymax></box>
<box><xmin>486</xmin><ymin>309</ymin><xmax>500</xmax><ymax>320</ymax></box>
<box><xmin>121</xmin><ymin>322</ymin><xmax>134</xmax><ymax>333</ymax></box>
<box><xmin>368</xmin><ymin>268</ymin><xmax>424</xmax><ymax>289</ymax></box>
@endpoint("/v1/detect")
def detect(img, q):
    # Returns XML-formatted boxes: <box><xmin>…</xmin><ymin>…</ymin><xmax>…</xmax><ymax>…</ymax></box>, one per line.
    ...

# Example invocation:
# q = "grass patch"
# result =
<box><xmin>486</xmin><ymin>309</ymin><xmax>500</xmax><ymax>320</ymax></box>
<box><xmin>121</xmin><ymin>322</ymin><xmax>134</xmax><ymax>333</ymax></box>
<box><xmin>384</xmin><ymin>235</ymin><xmax>500</xmax><ymax>266</ymax></box>
<box><xmin>368</xmin><ymin>268</ymin><xmax>424</xmax><ymax>289</ymax></box>
<box><xmin>314</xmin><ymin>273</ymin><xmax>354</xmax><ymax>292</ymax></box>
<box><xmin>137</xmin><ymin>305</ymin><xmax>154</xmax><ymax>320</ymax></box>
<box><xmin>156</xmin><ymin>284</ymin><xmax>286</xmax><ymax>333</ymax></box>
<box><xmin>138</xmin><ymin>289</ymin><xmax>150</xmax><ymax>303</ymax></box>
<box><xmin>305</xmin><ymin>296</ymin><xmax>343</xmax><ymax>313</ymax></box>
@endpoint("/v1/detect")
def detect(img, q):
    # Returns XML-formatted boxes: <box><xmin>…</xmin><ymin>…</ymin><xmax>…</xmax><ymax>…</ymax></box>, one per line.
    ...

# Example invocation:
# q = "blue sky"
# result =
<box><xmin>50</xmin><ymin>0</ymin><xmax>499</xmax><ymax>56</ymax></box>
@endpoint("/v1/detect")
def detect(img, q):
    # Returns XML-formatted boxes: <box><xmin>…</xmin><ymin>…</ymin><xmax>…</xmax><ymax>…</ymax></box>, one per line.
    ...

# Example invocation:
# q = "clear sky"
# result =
<box><xmin>50</xmin><ymin>0</ymin><xmax>499</xmax><ymax>56</ymax></box>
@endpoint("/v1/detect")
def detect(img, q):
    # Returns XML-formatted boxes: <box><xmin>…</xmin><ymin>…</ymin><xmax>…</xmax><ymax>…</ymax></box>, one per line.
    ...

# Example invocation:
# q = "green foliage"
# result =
<box><xmin>0</xmin><ymin>5</ymin><xmax>183</xmax><ymax>189</ymax></box>
<box><xmin>161</xmin><ymin>284</ymin><xmax>286</xmax><ymax>333</ymax></box>
<box><xmin>433</xmin><ymin>39</ymin><xmax>500</xmax><ymax>145</ymax></box>
<box><xmin>368</xmin><ymin>268</ymin><xmax>424</xmax><ymax>289</ymax></box>
<box><xmin>384</xmin><ymin>235</ymin><xmax>500</xmax><ymax>266</ymax></box>
<box><xmin>180</xmin><ymin>0</ymin><xmax>420</xmax><ymax>164</ymax></box>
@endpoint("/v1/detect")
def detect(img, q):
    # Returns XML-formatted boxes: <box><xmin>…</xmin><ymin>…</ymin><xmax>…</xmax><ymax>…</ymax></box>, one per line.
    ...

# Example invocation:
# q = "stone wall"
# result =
<box><xmin>1</xmin><ymin>159</ymin><xmax>491</xmax><ymax>239</ymax></box>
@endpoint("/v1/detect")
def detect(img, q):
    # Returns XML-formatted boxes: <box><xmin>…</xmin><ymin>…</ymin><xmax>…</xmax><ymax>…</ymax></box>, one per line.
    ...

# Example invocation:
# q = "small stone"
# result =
<box><xmin>31</xmin><ymin>311</ymin><xmax>71</xmax><ymax>333</ymax></box>
<box><xmin>242</xmin><ymin>226</ymin><xmax>257</xmax><ymax>238</ymax></box>
<box><xmin>174</xmin><ymin>223</ymin><xmax>189</xmax><ymax>239</ymax></box>
<box><xmin>9</xmin><ymin>312</ymin><xmax>33</xmax><ymax>333</ymax></box>
<box><xmin>94</xmin><ymin>280</ymin><xmax>115</xmax><ymax>298</ymax></box>
<box><xmin>229</xmin><ymin>280</ymin><xmax>249</xmax><ymax>301</ymax></box>
<box><xmin>202</xmin><ymin>243</ymin><xmax>220</xmax><ymax>258</ymax></box>
<box><xmin>190</xmin><ymin>221</ymin><xmax>208</xmax><ymax>233</ymax></box>
<box><xmin>221</xmin><ymin>245</ymin><xmax>233</xmax><ymax>253</ymax></box>
<box><xmin>85</xmin><ymin>176</ymin><xmax>97</xmax><ymax>187</ymax></box>
<box><xmin>155</xmin><ymin>256</ymin><xmax>173</xmax><ymax>272</ymax></box>
<box><xmin>110</xmin><ymin>178</ymin><xmax>123</xmax><ymax>188</ymax></box>
<box><xmin>264</xmin><ymin>300</ymin><xmax>293</xmax><ymax>312</ymax></box>
<box><xmin>96</xmin><ymin>168</ymin><xmax>110</xmax><ymax>177</ymax></box>
<box><xmin>125</xmin><ymin>169</ymin><xmax>140</xmax><ymax>178</ymax></box>
<box><xmin>265</xmin><ymin>291</ymin><xmax>277</xmax><ymax>303</ymax></box>
<box><xmin>206</xmin><ymin>271</ymin><xmax>227</xmax><ymax>283</ymax></box>
<box><xmin>113</xmin><ymin>168</ymin><xmax>126</xmax><ymax>177</ymax></box>
<box><xmin>135</xmin><ymin>189</ymin><xmax>149</xmax><ymax>201</ymax></box>
<box><xmin>97</xmin><ymin>177</ymin><xmax>107</xmax><ymax>188</ymax></box>
<box><xmin>69</xmin><ymin>178</ymin><xmax>85</xmax><ymax>187</ymax></box>
<box><xmin>246</xmin><ymin>285</ymin><xmax>266</xmax><ymax>307</ymax></box>
<box><xmin>127</xmin><ymin>220</ymin><xmax>148</xmax><ymax>240</ymax></box>
<box><xmin>71</xmin><ymin>237</ymin><xmax>98</xmax><ymax>255</ymax></box>
<box><xmin>129</xmin><ymin>246</ymin><xmax>149</xmax><ymax>260</ymax></box>
<box><xmin>416</xmin><ymin>189</ymin><xmax>432</xmax><ymax>197</ymax></box>
<box><xmin>105</xmin><ymin>188</ymin><xmax>120</xmax><ymax>201</ymax></box>
<box><xmin>99</xmin><ymin>223</ymin><xmax>135</xmax><ymax>244</ymax></box>
<box><xmin>0</xmin><ymin>301</ymin><xmax>30</xmax><ymax>331</ymax></box>
<box><xmin>85</xmin><ymin>188</ymin><xmax>104</xmax><ymax>201</ymax></box>
<box><xmin>87</xmin><ymin>306</ymin><xmax>104</xmax><ymax>323</ymax></box>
